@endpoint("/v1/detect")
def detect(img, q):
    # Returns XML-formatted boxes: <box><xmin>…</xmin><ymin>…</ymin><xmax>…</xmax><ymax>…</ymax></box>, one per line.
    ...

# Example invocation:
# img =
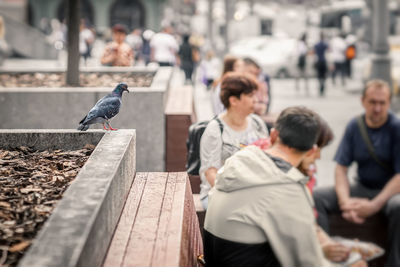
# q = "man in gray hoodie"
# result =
<box><xmin>203</xmin><ymin>106</ymin><xmax>366</xmax><ymax>267</ymax></box>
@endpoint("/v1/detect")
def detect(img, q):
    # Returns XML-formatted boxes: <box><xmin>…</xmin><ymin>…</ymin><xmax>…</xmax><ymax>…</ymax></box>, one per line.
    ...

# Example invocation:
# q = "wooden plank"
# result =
<box><xmin>188</xmin><ymin>175</ymin><xmax>201</xmax><ymax>194</ymax></box>
<box><xmin>102</xmin><ymin>172</ymin><xmax>148</xmax><ymax>267</ymax></box>
<box><xmin>165</xmin><ymin>114</ymin><xmax>192</xmax><ymax>172</ymax></box>
<box><xmin>150</xmin><ymin>172</ymin><xmax>184</xmax><ymax>267</ymax></box>
<box><xmin>181</xmin><ymin>175</ymin><xmax>203</xmax><ymax>266</ymax></box>
<box><xmin>122</xmin><ymin>172</ymin><xmax>169</xmax><ymax>267</ymax></box>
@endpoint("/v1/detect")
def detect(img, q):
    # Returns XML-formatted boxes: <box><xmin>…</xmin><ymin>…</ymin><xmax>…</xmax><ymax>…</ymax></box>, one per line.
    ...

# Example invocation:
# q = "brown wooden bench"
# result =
<box><xmin>329</xmin><ymin>213</ymin><xmax>388</xmax><ymax>267</ymax></box>
<box><xmin>188</xmin><ymin>174</ymin><xmax>206</xmax><ymax>232</ymax></box>
<box><xmin>102</xmin><ymin>172</ymin><xmax>203</xmax><ymax>267</ymax></box>
<box><xmin>164</xmin><ymin>85</ymin><xmax>205</xmax><ymax>235</ymax></box>
<box><xmin>165</xmin><ymin>85</ymin><xmax>195</xmax><ymax>172</ymax></box>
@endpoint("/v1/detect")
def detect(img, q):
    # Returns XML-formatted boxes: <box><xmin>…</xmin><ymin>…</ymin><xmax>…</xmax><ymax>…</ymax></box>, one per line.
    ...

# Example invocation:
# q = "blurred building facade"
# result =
<box><xmin>27</xmin><ymin>0</ymin><xmax>166</xmax><ymax>32</ymax></box>
<box><xmin>0</xmin><ymin>0</ymin><xmax>192</xmax><ymax>32</ymax></box>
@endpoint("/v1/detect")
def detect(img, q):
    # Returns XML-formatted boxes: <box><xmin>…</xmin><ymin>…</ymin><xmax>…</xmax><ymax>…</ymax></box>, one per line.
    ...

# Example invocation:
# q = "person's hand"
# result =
<box><xmin>340</xmin><ymin>197</ymin><xmax>380</xmax><ymax>221</ymax></box>
<box><xmin>351</xmin><ymin>200</ymin><xmax>380</xmax><ymax>218</ymax></box>
<box><xmin>322</xmin><ymin>242</ymin><xmax>350</xmax><ymax>262</ymax></box>
<box><xmin>349</xmin><ymin>259</ymin><xmax>368</xmax><ymax>267</ymax></box>
<box><xmin>340</xmin><ymin>198</ymin><xmax>369</xmax><ymax>224</ymax></box>
<box><xmin>342</xmin><ymin>210</ymin><xmax>365</xmax><ymax>224</ymax></box>
<box><xmin>339</xmin><ymin>197</ymin><xmax>369</xmax><ymax>210</ymax></box>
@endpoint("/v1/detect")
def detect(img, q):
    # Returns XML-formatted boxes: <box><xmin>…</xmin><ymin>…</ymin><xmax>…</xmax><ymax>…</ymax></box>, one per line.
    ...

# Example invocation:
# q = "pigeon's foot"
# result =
<box><xmin>109</xmin><ymin>126</ymin><xmax>118</xmax><ymax>131</ymax></box>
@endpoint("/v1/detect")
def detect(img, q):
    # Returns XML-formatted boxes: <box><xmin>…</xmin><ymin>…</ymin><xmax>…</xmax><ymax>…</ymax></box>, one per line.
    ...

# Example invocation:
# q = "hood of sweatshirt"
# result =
<box><xmin>215</xmin><ymin>145</ymin><xmax>309</xmax><ymax>193</ymax></box>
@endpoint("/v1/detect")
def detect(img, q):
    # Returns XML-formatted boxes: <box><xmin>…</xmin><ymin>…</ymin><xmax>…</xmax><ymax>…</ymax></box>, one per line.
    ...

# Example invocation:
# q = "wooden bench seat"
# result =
<box><xmin>102</xmin><ymin>172</ymin><xmax>203</xmax><ymax>267</ymax></box>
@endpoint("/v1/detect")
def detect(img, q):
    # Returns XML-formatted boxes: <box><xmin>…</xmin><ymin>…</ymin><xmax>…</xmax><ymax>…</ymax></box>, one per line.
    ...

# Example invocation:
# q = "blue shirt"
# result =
<box><xmin>314</xmin><ymin>41</ymin><xmax>328</xmax><ymax>62</ymax></box>
<box><xmin>334</xmin><ymin>113</ymin><xmax>400</xmax><ymax>189</ymax></box>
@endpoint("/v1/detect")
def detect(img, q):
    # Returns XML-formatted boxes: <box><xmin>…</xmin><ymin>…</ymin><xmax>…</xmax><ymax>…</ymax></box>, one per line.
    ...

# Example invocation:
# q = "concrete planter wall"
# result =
<box><xmin>0</xmin><ymin>67</ymin><xmax>173</xmax><ymax>171</ymax></box>
<box><xmin>0</xmin><ymin>129</ymin><xmax>136</xmax><ymax>267</ymax></box>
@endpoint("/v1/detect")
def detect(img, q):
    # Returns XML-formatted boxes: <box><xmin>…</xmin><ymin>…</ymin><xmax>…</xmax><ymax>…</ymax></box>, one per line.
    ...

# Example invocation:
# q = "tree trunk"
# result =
<box><xmin>66</xmin><ymin>0</ymin><xmax>80</xmax><ymax>86</ymax></box>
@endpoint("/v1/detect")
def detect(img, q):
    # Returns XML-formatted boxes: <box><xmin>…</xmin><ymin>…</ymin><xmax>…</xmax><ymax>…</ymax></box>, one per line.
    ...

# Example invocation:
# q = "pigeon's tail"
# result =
<box><xmin>77</xmin><ymin>124</ymin><xmax>89</xmax><ymax>131</ymax></box>
<box><xmin>79</xmin><ymin>115</ymin><xmax>87</xmax><ymax>125</ymax></box>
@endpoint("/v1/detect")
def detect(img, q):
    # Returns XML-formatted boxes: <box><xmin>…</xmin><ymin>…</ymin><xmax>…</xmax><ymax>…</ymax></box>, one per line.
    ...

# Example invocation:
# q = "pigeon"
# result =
<box><xmin>77</xmin><ymin>83</ymin><xmax>129</xmax><ymax>131</ymax></box>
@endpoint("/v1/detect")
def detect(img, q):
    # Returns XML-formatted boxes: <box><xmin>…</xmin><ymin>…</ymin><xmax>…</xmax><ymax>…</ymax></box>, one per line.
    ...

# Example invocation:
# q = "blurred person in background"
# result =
<box><xmin>345</xmin><ymin>34</ymin><xmax>357</xmax><ymax>78</ymax></box>
<box><xmin>314</xmin><ymin>33</ymin><xmax>329</xmax><ymax>96</ymax></box>
<box><xmin>150</xmin><ymin>22</ymin><xmax>179</xmax><ymax>67</ymax></box>
<box><xmin>0</xmin><ymin>16</ymin><xmax>9</xmax><ymax>66</ymax></box>
<box><xmin>178</xmin><ymin>34</ymin><xmax>197</xmax><ymax>84</ymax></box>
<box><xmin>296</xmin><ymin>33</ymin><xmax>309</xmax><ymax>93</ymax></box>
<box><xmin>330</xmin><ymin>33</ymin><xmax>347</xmax><ymax>86</ymax></box>
<box><xmin>243</xmin><ymin>57</ymin><xmax>269</xmax><ymax>117</ymax></box>
<box><xmin>101</xmin><ymin>24</ymin><xmax>133</xmax><ymax>66</ymax></box>
<box><xmin>126</xmin><ymin>28</ymin><xmax>143</xmax><ymax>65</ymax></box>
<box><xmin>141</xmin><ymin>29</ymin><xmax>154</xmax><ymax>66</ymax></box>
<box><xmin>39</xmin><ymin>17</ymin><xmax>52</xmax><ymax>35</ymax></box>
<box><xmin>79</xmin><ymin>19</ymin><xmax>95</xmax><ymax>66</ymax></box>
<box><xmin>200</xmin><ymin>50</ymin><xmax>221</xmax><ymax>90</ymax></box>
<box><xmin>48</xmin><ymin>19</ymin><xmax>66</xmax><ymax>50</ymax></box>
<box><xmin>212</xmin><ymin>55</ymin><xmax>245</xmax><ymax>115</ymax></box>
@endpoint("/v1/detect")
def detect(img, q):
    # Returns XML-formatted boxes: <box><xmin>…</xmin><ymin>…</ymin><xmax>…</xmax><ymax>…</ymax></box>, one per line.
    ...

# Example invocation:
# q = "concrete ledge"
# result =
<box><xmin>1</xmin><ymin>130</ymin><xmax>137</xmax><ymax>267</ymax></box>
<box><xmin>0</xmin><ymin>129</ymin><xmax>104</xmax><ymax>150</ymax></box>
<box><xmin>0</xmin><ymin>65</ymin><xmax>158</xmax><ymax>75</ymax></box>
<box><xmin>0</xmin><ymin>67</ymin><xmax>174</xmax><ymax>171</ymax></box>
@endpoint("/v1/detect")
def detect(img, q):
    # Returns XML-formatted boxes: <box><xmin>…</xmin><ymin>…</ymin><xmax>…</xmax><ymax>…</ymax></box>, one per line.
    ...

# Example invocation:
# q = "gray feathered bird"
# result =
<box><xmin>77</xmin><ymin>83</ymin><xmax>129</xmax><ymax>131</ymax></box>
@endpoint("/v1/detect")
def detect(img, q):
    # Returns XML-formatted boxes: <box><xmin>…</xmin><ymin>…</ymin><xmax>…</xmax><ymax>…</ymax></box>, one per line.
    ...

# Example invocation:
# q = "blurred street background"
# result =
<box><xmin>1</xmin><ymin>0</ymin><xmax>400</xmax><ymax>186</ymax></box>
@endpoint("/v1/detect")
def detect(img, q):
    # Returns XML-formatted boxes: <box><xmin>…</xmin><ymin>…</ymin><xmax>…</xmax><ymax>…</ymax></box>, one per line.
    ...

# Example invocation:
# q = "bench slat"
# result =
<box><xmin>182</xmin><ymin>176</ymin><xmax>204</xmax><ymax>266</ymax></box>
<box><xmin>122</xmin><ymin>172</ymin><xmax>169</xmax><ymax>267</ymax></box>
<box><xmin>151</xmin><ymin>172</ymin><xmax>186</xmax><ymax>266</ymax></box>
<box><xmin>102</xmin><ymin>172</ymin><xmax>148</xmax><ymax>267</ymax></box>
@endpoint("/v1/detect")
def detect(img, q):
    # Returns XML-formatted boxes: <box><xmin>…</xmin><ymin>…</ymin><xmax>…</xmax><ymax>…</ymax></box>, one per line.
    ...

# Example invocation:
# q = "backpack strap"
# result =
<box><xmin>356</xmin><ymin>115</ymin><xmax>391</xmax><ymax>171</ymax></box>
<box><xmin>214</xmin><ymin>117</ymin><xmax>224</xmax><ymax>134</ymax></box>
<box><xmin>250</xmin><ymin>114</ymin><xmax>264</xmax><ymax>132</ymax></box>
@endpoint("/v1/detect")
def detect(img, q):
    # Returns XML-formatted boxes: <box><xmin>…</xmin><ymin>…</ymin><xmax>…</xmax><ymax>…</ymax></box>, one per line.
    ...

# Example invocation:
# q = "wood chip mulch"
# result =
<box><xmin>0</xmin><ymin>145</ymin><xmax>95</xmax><ymax>267</ymax></box>
<box><xmin>0</xmin><ymin>72</ymin><xmax>154</xmax><ymax>88</ymax></box>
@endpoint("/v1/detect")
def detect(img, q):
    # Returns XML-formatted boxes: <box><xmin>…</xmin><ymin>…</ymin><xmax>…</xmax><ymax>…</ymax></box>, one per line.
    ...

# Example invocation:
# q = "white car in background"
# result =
<box><xmin>230</xmin><ymin>35</ymin><xmax>314</xmax><ymax>78</ymax></box>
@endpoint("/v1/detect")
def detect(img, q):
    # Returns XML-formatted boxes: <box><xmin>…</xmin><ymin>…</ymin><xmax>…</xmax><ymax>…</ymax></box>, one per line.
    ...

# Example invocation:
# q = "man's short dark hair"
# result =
<box><xmin>275</xmin><ymin>106</ymin><xmax>320</xmax><ymax>152</ymax></box>
<box><xmin>362</xmin><ymin>79</ymin><xmax>392</xmax><ymax>100</ymax></box>
<box><xmin>220</xmin><ymin>72</ymin><xmax>258</xmax><ymax>108</ymax></box>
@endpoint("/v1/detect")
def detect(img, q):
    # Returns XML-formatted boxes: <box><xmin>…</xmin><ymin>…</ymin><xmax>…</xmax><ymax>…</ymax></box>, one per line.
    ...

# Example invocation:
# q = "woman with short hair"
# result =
<box><xmin>199</xmin><ymin>72</ymin><xmax>269</xmax><ymax>209</ymax></box>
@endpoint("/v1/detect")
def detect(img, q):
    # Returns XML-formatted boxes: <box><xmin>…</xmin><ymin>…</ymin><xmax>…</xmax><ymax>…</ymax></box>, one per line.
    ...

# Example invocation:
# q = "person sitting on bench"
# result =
<box><xmin>313</xmin><ymin>79</ymin><xmax>400</xmax><ymax>267</ymax></box>
<box><xmin>203</xmin><ymin>106</ymin><xmax>366</xmax><ymax>267</ymax></box>
<box><xmin>199</xmin><ymin>72</ymin><xmax>269</xmax><ymax>209</ymax></box>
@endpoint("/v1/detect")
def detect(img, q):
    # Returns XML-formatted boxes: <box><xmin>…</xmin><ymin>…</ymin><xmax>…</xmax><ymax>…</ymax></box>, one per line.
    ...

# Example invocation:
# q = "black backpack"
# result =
<box><xmin>186</xmin><ymin>118</ymin><xmax>223</xmax><ymax>175</ymax></box>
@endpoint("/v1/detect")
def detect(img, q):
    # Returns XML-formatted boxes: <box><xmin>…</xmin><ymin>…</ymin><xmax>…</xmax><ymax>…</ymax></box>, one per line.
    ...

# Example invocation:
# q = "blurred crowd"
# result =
<box><xmin>296</xmin><ymin>31</ymin><xmax>358</xmax><ymax>96</ymax></box>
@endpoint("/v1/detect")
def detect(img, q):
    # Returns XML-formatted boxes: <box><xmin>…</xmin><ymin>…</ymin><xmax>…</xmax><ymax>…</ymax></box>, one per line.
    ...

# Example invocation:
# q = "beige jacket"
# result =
<box><xmin>204</xmin><ymin>145</ymin><xmax>339</xmax><ymax>267</ymax></box>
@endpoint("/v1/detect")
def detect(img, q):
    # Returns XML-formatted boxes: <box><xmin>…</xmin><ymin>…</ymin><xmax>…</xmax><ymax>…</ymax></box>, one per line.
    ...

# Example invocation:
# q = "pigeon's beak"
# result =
<box><xmin>123</xmin><ymin>87</ymin><xmax>129</xmax><ymax>93</ymax></box>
